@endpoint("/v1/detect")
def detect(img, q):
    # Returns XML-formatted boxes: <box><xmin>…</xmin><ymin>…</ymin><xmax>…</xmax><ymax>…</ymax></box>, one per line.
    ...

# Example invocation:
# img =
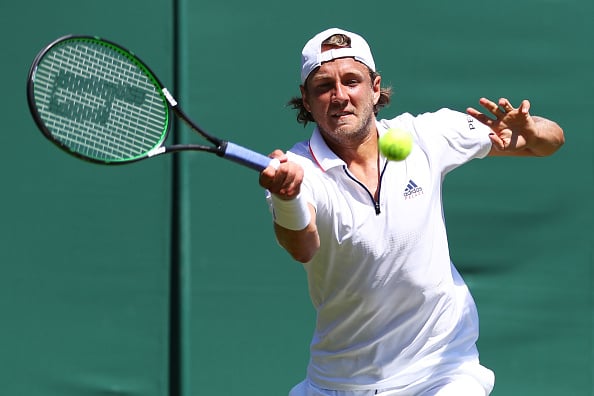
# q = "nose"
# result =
<box><xmin>331</xmin><ymin>83</ymin><xmax>348</xmax><ymax>102</ymax></box>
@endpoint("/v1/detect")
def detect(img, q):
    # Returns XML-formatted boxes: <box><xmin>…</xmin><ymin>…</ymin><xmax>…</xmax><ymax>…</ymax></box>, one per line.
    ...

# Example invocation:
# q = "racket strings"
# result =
<box><xmin>33</xmin><ymin>39</ymin><xmax>168</xmax><ymax>162</ymax></box>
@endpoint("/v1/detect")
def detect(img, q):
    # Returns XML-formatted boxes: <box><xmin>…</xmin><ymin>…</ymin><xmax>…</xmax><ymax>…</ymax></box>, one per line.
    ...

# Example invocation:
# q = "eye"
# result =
<box><xmin>343</xmin><ymin>75</ymin><xmax>363</xmax><ymax>87</ymax></box>
<box><xmin>311</xmin><ymin>82</ymin><xmax>333</xmax><ymax>94</ymax></box>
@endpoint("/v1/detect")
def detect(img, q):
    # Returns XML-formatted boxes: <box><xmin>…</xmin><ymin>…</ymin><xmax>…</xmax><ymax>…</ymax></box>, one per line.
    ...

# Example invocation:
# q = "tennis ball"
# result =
<box><xmin>379</xmin><ymin>128</ymin><xmax>413</xmax><ymax>161</ymax></box>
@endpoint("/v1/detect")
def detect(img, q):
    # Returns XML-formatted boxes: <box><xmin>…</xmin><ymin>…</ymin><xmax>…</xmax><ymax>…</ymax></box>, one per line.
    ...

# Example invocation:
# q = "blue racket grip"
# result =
<box><xmin>223</xmin><ymin>142</ymin><xmax>280</xmax><ymax>171</ymax></box>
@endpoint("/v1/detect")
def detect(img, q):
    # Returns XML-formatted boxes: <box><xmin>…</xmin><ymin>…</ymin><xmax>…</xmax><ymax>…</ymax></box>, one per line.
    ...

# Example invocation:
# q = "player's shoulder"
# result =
<box><xmin>379</xmin><ymin>108</ymin><xmax>484</xmax><ymax>143</ymax></box>
<box><xmin>286</xmin><ymin>140</ymin><xmax>318</xmax><ymax>169</ymax></box>
<box><xmin>287</xmin><ymin>139</ymin><xmax>310</xmax><ymax>156</ymax></box>
<box><xmin>379</xmin><ymin>108</ymin><xmax>466</xmax><ymax>126</ymax></box>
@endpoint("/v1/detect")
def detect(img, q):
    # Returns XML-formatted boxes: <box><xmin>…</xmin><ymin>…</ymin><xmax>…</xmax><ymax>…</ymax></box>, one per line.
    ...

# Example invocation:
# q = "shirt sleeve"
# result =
<box><xmin>385</xmin><ymin>109</ymin><xmax>492</xmax><ymax>175</ymax></box>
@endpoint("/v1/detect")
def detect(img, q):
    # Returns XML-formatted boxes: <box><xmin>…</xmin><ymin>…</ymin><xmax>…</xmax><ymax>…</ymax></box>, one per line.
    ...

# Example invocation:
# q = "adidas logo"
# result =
<box><xmin>403</xmin><ymin>179</ymin><xmax>424</xmax><ymax>199</ymax></box>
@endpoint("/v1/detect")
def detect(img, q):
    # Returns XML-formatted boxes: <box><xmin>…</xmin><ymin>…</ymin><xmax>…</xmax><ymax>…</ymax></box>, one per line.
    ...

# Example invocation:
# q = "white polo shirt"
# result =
<box><xmin>279</xmin><ymin>108</ymin><xmax>493</xmax><ymax>391</ymax></box>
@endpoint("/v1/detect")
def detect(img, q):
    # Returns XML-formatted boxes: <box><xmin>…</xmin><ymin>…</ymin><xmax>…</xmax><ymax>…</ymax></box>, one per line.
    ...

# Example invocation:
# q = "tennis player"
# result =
<box><xmin>259</xmin><ymin>28</ymin><xmax>564</xmax><ymax>396</ymax></box>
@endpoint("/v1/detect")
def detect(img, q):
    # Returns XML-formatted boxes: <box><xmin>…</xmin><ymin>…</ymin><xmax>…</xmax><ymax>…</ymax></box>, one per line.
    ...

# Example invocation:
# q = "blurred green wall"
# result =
<box><xmin>1</xmin><ymin>1</ymin><xmax>173</xmax><ymax>395</ymax></box>
<box><xmin>1</xmin><ymin>1</ymin><xmax>591</xmax><ymax>395</ymax></box>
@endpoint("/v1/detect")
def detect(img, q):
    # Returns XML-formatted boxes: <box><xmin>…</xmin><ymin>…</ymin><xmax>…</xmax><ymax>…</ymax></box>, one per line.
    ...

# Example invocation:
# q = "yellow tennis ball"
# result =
<box><xmin>379</xmin><ymin>128</ymin><xmax>413</xmax><ymax>161</ymax></box>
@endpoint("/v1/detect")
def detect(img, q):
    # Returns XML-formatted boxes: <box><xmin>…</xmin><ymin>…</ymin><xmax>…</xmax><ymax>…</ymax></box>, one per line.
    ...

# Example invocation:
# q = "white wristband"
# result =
<box><xmin>270</xmin><ymin>193</ymin><xmax>311</xmax><ymax>231</ymax></box>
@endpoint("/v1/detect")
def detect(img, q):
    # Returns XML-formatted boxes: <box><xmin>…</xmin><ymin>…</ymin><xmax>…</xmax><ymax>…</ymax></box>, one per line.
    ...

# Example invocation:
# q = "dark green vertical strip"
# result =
<box><xmin>170</xmin><ymin>0</ymin><xmax>190</xmax><ymax>395</ymax></box>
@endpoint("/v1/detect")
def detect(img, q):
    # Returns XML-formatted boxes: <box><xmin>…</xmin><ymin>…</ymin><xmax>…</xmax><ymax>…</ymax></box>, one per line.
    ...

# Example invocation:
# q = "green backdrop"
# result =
<box><xmin>1</xmin><ymin>1</ymin><xmax>591</xmax><ymax>395</ymax></box>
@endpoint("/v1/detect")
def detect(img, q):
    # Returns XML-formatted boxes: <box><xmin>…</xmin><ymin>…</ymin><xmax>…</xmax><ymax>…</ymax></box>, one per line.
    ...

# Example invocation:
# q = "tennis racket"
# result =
<box><xmin>27</xmin><ymin>35</ymin><xmax>279</xmax><ymax>171</ymax></box>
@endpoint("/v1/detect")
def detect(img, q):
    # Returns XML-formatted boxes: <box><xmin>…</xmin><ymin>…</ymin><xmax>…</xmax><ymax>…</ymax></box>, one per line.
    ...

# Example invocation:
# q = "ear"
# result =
<box><xmin>300</xmin><ymin>85</ymin><xmax>312</xmax><ymax>113</ymax></box>
<box><xmin>372</xmin><ymin>75</ymin><xmax>381</xmax><ymax>105</ymax></box>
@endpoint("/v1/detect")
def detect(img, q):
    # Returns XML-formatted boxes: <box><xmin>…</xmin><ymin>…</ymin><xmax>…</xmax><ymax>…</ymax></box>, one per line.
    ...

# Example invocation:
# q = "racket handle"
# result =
<box><xmin>223</xmin><ymin>142</ymin><xmax>280</xmax><ymax>171</ymax></box>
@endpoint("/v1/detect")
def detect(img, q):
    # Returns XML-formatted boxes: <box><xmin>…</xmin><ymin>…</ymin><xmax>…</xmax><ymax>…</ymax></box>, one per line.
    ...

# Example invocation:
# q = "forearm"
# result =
<box><xmin>526</xmin><ymin>116</ymin><xmax>565</xmax><ymax>156</ymax></box>
<box><xmin>274</xmin><ymin>205</ymin><xmax>320</xmax><ymax>263</ymax></box>
<box><xmin>268</xmin><ymin>191</ymin><xmax>320</xmax><ymax>263</ymax></box>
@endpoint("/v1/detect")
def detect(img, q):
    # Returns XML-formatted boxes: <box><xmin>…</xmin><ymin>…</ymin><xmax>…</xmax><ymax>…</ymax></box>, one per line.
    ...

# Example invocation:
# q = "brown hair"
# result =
<box><xmin>288</xmin><ymin>34</ymin><xmax>393</xmax><ymax>126</ymax></box>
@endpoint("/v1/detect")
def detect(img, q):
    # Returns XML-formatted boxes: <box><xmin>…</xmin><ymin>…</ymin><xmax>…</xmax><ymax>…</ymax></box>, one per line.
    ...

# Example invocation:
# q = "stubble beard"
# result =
<box><xmin>318</xmin><ymin>101</ymin><xmax>376</xmax><ymax>149</ymax></box>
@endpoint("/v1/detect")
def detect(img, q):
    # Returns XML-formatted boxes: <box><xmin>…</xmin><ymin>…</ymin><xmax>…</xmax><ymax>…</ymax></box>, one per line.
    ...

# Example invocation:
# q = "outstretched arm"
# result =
<box><xmin>467</xmin><ymin>97</ymin><xmax>565</xmax><ymax>157</ymax></box>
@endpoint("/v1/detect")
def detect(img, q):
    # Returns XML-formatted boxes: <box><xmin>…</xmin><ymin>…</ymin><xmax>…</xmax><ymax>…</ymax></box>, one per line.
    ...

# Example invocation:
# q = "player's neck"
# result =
<box><xmin>331</xmin><ymin>128</ymin><xmax>378</xmax><ymax>166</ymax></box>
<box><xmin>333</xmin><ymin>131</ymin><xmax>381</xmax><ymax>197</ymax></box>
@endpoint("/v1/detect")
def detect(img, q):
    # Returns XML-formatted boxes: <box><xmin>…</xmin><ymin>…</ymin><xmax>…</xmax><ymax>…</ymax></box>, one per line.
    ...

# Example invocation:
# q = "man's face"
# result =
<box><xmin>301</xmin><ymin>57</ymin><xmax>381</xmax><ymax>148</ymax></box>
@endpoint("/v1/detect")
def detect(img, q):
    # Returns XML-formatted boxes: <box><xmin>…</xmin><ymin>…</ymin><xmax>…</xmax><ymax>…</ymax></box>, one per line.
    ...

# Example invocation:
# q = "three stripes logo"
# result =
<box><xmin>403</xmin><ymin>179</ymin><xmax>423</xmax><ymax>199</ymax></box>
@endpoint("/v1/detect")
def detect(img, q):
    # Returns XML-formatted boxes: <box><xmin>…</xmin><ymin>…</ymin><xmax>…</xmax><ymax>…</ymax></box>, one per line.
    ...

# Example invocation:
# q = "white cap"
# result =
<box><xmin>300</xmin><ymin>28</ymin><xmax>376</xmax><ymax>84</ymax></box>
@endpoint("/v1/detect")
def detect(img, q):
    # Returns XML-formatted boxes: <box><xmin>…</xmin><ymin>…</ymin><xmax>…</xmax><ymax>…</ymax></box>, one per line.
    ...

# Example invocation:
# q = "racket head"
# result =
<box><xmin>27</xmin><ymin>35</ymin><xmax>171</xmax><ymax>164</ymax></box>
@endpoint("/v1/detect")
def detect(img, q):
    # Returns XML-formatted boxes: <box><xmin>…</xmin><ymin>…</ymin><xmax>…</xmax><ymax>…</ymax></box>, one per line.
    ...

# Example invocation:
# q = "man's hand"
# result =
<box><xmin>467</xmin><ymin>97</ymin><xmax>564</xmax><ymax>156</ymax></box>
<box><xmin>259</xmin><ymin>150</ymin><xmax>304</xmax><ymax>200</ymax></box>
<box><xmin>467</xmin><ymin>97</ymin><xmax>536</xmax><ymax>153</ymax></box>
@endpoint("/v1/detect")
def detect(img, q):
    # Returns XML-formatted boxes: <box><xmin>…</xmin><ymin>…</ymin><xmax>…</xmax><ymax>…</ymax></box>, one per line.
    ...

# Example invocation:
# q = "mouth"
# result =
<box><xmin>332</xmin><ymin>111</ymin><xmax>354</xmax><ymax>119</ymax></box>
